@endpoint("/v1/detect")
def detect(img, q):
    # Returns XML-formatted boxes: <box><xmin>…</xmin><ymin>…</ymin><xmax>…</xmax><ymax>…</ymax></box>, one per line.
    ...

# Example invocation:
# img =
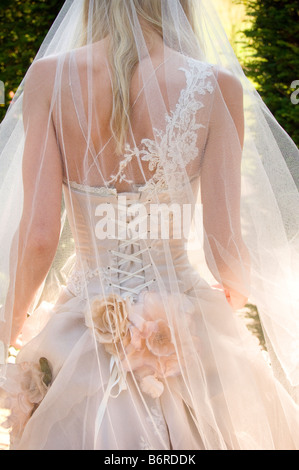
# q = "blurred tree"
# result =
<box><xmin>240</xmin><ymin>0</ymin><xmax>299</xmax><ymax>146</ymax></box>
<box><xmin>213</xmin><ymin>0</ymin><xmax>247</xmax><ymax>60</ymax></box>
<box><xmin>0</xmin><ymin>0</ymin><xmax>64</xmax><ymax>122</ymax></box>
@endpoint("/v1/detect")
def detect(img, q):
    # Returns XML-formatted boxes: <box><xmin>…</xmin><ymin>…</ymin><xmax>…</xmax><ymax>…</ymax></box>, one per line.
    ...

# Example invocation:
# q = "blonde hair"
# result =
<box><xmin>82</xmin><ymin>0</ymin><xmax>199</xmax><ymax>155</ymax></box>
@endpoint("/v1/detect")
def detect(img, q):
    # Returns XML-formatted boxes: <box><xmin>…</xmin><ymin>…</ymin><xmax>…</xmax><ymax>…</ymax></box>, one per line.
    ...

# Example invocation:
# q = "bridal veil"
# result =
<box><xmin>0</xmin><ymin>0</ymin><xmax>299</xmax><ymax>450</ymax></box>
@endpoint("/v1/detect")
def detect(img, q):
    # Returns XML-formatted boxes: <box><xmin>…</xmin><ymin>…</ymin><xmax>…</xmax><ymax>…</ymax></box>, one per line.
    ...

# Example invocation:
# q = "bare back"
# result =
<box><xmin>51</xmin><ymin>39</ymin><xmax>189</xmax><ymax>192</ymax></box>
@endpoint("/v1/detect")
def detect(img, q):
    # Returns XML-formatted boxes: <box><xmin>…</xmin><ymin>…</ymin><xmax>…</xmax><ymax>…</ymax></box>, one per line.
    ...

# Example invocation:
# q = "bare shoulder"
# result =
<box><xmin>214</xmin><ymin>66</ymin><xmax>244</xmax><ymax>107</ymax></box>
<box><xmin>23</xmin><ymin>47</ymin><xmax>89</xmax><ymax>104</ymax></box>
<box><xmin>24</xmin><ymin>55</ymin><xmax>58</xmax><ymax>103</ymax></box>
<box><xmin>211</xmin><ymin>66</ymin><xmax>244</xmax><ymax>144</ymax></box>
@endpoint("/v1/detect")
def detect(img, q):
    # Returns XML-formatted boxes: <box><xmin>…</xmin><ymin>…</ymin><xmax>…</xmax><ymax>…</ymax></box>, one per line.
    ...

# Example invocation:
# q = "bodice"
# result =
<box><xmin>60</xmin><ymin>58</ymin><xmax>216</xmax><ymax>301</ymax></box>
<box><xmin>62</xmin><ymin>178</ymin><xmax>205</xmax><ymax>301</ymax></box>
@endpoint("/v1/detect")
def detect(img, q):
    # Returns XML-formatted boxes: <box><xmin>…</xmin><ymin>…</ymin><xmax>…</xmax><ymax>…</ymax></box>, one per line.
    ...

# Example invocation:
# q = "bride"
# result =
<box><xmin>1</xmin><ymin>0</ymin><xmax>299</xmax><ymax>450</ymax></box>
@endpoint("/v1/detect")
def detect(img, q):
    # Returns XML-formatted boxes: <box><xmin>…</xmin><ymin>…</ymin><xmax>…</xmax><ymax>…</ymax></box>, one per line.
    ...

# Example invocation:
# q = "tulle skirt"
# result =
<box><xmin>1</xmin><ymin>282</ymin><xmax>299</xmax><ymax>450</ymax></box>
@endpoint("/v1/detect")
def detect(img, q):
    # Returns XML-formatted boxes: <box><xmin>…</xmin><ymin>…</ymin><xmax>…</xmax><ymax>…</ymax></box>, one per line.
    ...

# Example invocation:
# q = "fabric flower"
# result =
<box><xmin>121</xmin><ymin>292</ymin><xmax>195</xmax><ymax>385</ymax></box>
<box><xmin>104</xmin><ymin>330</ymin><xmax>131</xmax><ymax>357</ymax></box>
<box><xmin>86</xmin><ymin>294</ymin><xmax>130</xmax><ymax>348</ymax></box>
<box><xmin>85</xmin><ymin>291</ymin><xmax>197</xmax><ymax>400</ymax></box>
<box><xmin>145</xmin><ymin>320</ymin><xmax>176</xmax><ymax>357</ymax></box>
<box><xmin>140</xmin><ymin>375</ymin><xmax>164</xmax><ymax>399</ymax></box>
<box><xmin>20</xmin><ymin>362</ymin><xmax>49</xmax><ymax>406</ymax></box>
<box><xmin>2</xmin><ymin>358</ymin><xmax>52</xmax><ymax>448</ymax></box>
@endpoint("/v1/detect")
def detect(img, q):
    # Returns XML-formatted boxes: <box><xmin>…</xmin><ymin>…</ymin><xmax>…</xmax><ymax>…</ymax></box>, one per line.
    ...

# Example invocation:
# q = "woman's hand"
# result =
<box><xmin>212</xmin><ymin>284</ymin><xmax>248</xmax><ymax>311</ymax></box>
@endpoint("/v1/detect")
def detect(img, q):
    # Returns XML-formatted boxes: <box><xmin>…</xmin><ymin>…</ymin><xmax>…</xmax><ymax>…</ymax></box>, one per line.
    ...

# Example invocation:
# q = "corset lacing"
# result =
<box><xmin>66</xmin><ymin>194</ymin><xmax>156</xmax><ymax>302</ymax></box>
<box><xmin>107</xmin><ymin>196</ymin><xmax>156</xmax><ymax>302</ymax></box>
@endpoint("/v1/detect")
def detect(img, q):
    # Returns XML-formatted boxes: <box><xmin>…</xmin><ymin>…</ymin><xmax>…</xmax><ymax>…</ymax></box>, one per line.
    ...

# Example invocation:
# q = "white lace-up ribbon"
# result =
<box><xmin>94</xmin><ymin>356</ymin><xmax>127</xmax><ymax>449</ymax></box>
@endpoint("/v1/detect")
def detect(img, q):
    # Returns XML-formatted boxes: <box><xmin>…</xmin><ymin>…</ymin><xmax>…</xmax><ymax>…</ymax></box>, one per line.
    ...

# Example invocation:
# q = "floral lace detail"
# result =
<box><xmin>67</xmin><ymin>263</ymin><xmax>110</xmax><ymax>298</ymax></box>
<box><xmin>63</xmin><ymin>179</ymin><xmax>117</xmax><ymax>197</ymax></box>
<box><xmin>139</xmin><ymin>406</ymin><xmax>169</xmax><ymax>450</ymax></box>
<box><xmin>140</xmin><ymin>436</ymin><xmax>154</xmax><ymax>451</ymax></box>
<box><xmin>63</xmin><ymin>59</ymin><xmax>214</xmax><ymax>197</ymax></box>
<box><xmin>111</xmin><ymin>58</ymin><xmax>214</xmax><ymax>194</ymax></box>
<box><xmin>147</xmin><ymin>406</ymin><xmax>168</xmax><ymax>436</ymax></box>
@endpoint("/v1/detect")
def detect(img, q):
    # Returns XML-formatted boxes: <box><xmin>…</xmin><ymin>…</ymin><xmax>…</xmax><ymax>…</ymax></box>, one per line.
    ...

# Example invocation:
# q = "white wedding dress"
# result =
<box><xmin>1</xmin><ymin>56</ymin><xmax>299</xmax><ymax>451</ymax></box>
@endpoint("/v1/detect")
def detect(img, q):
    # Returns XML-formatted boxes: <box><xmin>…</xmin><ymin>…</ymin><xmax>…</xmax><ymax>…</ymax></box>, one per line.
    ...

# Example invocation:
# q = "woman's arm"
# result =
<box><xmin>10</xmin><ymin>59</ymin><xmax>63</xmax><ymax>346</ymax></box>
<box><xmin>201</xmin><ymin>69</ymin><xmax>251</xmax><ymax>310</ymax></box>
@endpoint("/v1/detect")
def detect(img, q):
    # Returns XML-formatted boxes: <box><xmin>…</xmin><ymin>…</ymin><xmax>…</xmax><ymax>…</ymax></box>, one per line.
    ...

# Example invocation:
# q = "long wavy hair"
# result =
<box><xmin>82</xmin><ymin>0</ymin><xmax>200</xmax><ymax>154</ymax></box>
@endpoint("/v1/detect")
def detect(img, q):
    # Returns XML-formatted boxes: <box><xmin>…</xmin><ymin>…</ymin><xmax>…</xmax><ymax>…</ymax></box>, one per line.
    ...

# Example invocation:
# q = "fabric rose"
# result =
<box><xmin>85</xmin><ymin>292</ymin><xmax>197</xmax><ymax>400</ymax></box>
<box><xmin>85</xmin><ymin>294</ymin><xmax>130</xmax><ymax>351</ymax></box>
<box><xmin>20</xmin><ymin>361</ymin><xmax>49</xmax><ymax>406</ymax></box>
<box><xmin>2</xmin><ymin>358</ymin><xmax>52</xmax><ymax>447</ymax></box>
<box><xmin>121</xmin><ymin>292</ymin><xmax>196</xmax><ymax>391</ymax></box>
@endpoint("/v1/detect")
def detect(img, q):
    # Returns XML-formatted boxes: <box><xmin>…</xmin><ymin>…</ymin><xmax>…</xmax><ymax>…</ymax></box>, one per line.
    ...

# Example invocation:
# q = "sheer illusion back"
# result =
<box><xmin>55</xmin><ymin>41</ymin><xmax>197</xmax><ymax>192</ymax></box>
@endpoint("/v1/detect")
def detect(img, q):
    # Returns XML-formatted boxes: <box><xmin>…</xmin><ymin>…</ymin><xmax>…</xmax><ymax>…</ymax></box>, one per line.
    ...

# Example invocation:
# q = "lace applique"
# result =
<box><xmin>67</xmin><ymin>263</ymin><xmax>109</xmax><ymax>298</ymax></box>
<box><xmin>109</xmin><ymin>144</ymin><xmax>139</xmax><ymax>187</ymax></box>
<box><xmin>139</xmin><ymin>405</ymin><xmax>169</xmax><ymax>450</ymax></box>
<box><xmin>63</xmin><ymin>59</ymin><xmax>214</xmax><ymax>197</ymax></box>
<box><xmin>113</xmin><ymin>58</ymin><xmax>215</xmax><ymax>194</ymax></box>
<box><xmin>140</xmin><ymin>436</ymin><xmax>154</xmax><ymax>451</ymax></box>
<box><xmin>63</xmin><ymin>179</ymin><xmax>117</xmax><ymax>197</ymax></box>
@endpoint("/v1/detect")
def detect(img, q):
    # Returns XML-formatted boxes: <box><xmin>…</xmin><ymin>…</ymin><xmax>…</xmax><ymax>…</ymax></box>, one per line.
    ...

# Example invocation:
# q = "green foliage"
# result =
<box><xmin>1</xmin><ymin>0</ymin><xmax>298</xmax><ymax>148</ymax></box>
<box><xmin>0</xmin><ymin>0</ymin><xmax>64</xmax><ymax>122</ymax></box>
<box><xmin>240</xmin><ymin>0</ymin><xmax>299</xmax><ymax>146</ymax></box>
